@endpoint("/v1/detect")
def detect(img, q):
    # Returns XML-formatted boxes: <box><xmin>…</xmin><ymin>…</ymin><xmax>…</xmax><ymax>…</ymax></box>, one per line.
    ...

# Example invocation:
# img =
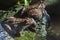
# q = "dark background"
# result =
<box><xmin>46</xmin><ymin>0</ymin><xmax>60</xmax><ymax>40</ymax></box>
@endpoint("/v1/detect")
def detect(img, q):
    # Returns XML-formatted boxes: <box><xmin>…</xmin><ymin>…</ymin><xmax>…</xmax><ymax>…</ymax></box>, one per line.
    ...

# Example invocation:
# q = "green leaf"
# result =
<box><xmin>24</xmin><ymin>0</ymin><xmax>30</xmax><ymax>6</ymax></box>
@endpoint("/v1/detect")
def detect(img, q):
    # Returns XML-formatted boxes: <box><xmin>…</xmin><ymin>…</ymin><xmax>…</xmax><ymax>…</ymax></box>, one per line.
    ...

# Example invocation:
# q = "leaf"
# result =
<box><xmin>24</xmin><ymin>0</ymin><xmax>30</xmax><ymax>6</ymax></box>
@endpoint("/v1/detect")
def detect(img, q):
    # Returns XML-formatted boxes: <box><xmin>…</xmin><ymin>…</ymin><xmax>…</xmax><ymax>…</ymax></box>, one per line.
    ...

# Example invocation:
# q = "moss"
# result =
<box><xmin>15</xmin><ymin>31</ymin><xmax>36</xmax><ymax>40</ymax></box>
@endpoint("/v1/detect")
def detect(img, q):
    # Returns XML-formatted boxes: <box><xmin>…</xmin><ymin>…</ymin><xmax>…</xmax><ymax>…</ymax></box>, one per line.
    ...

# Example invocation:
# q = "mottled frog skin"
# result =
<box><xmin>0</xmin><ymin>3</ymin><xmax>50</xmax><ymax>40</ymax></box>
